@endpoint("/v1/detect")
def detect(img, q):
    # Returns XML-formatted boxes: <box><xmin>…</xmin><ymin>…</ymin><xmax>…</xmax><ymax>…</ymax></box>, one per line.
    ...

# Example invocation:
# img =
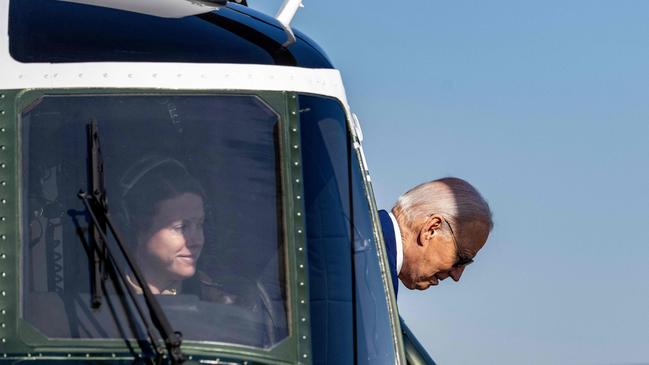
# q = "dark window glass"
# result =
<box><xmin>300</xmin><ymin>95</ymin><xmax>398</xmax><ymax>364</ymax></box>
<box><xmin>351</xmin><ymin>153</ymin><xmax>398</xmax><ymax>364</ymax></box>
<box><xmin>299</xmin><ymin>95</ymin><xmax>353</xmax><ymax>365</ymax></box>
<box><xmin>8</xmin><ymin>0</ymin><xmax>332</xmax><ymax>68</ymax></box>
<box><xmin>21</xmin><ymin>94</ymin><xmax>288</xmax><ymax>348</ymax></box>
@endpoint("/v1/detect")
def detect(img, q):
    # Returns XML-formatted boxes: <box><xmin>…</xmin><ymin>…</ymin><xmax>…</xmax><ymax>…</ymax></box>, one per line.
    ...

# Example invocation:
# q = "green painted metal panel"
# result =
<box><xmin>0</xmin><ymin>90</ymin><xmax>20</xmax><ymax>356</ymax></box>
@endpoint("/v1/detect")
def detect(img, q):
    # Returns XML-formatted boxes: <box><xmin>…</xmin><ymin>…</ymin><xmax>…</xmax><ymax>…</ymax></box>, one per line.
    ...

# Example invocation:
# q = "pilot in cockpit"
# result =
<box><xmin>118</xmin><ymin>155</ymin><xmax>276</xmax><ymax>342</ymax></box>
<box><xmin>120</xmin><ymin>156</ymin><xmax>206</xmax><ymax>296</ymax></box>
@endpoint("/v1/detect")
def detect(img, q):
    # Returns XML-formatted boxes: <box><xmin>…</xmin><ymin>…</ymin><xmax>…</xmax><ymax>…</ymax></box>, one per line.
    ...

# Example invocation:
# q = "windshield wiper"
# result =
<box><xmin>78</xmin><ymin>121</ymin><xmax>186</xmax><ymax>364</ymax></box>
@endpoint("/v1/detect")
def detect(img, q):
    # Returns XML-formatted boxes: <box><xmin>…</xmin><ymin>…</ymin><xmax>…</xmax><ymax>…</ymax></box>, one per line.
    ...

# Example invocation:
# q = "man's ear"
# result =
<box><xmin>418</xmin><ymin>214</ymin><xmax>444</xmax><ymax>246</ymax></box>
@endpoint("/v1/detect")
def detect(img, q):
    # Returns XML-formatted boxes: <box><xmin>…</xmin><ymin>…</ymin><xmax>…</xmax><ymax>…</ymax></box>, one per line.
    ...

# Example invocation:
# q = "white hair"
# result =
<box><xmin>393</xmin><ymin>177</ymin><xmax>493</xmax><ymax>232</ymax></box>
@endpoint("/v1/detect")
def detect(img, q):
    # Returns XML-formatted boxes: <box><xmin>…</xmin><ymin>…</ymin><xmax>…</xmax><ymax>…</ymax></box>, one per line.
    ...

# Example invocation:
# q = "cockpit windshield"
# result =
<box><xmin>20</xmin><ymin>93</ymin><xmax>288</xmax><ymax>349</ymax></box>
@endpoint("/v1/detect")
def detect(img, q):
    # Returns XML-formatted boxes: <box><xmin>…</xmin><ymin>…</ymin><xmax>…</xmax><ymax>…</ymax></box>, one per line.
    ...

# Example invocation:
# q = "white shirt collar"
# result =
<box><xmin>388</xmin><ymin>211</ymin><xmax>404</xmax><ymax>274</ymax></box>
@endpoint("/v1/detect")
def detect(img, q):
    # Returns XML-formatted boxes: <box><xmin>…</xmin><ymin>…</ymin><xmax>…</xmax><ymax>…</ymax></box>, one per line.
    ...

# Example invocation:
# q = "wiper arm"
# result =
<box><xmin>79</xmin><ymin>121</ymin><xmax>186</xmax><ymax>364</ymax></box>
<box><xmin>81</xmin><ymin>121</ymin><xmax>163</xmax><ymax>361</ymax></box>
<box><xmin>86</xmin><ymin>120</ymin><xmax>107</xmax><ymax>309</ymax></box>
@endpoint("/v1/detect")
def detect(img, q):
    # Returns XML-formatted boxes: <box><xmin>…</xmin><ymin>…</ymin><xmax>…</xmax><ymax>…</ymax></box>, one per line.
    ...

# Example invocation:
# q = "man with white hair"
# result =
<box><xmin>378</xmin><ymin>177</ymin><xmax>493</xmax><ymax>295</ymax></box>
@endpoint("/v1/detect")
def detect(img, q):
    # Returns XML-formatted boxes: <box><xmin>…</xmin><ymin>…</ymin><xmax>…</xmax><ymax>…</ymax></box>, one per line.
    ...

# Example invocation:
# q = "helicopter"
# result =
<box><xmin>0</xmin><ymin>0</ymin><xmax>436</xmax><ymax>364</ymax></box>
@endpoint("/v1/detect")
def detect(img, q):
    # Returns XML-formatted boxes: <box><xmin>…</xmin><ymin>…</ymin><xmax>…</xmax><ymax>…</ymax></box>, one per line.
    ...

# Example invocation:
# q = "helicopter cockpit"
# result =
<box><xmin>0</xmin><ymin>0</ymin><xmax>435</xmax><ymax>364</ymax></box>
<box><xmin>22</xmin><ymin>93</ymin><xmax>289</xmax><ymax>349</ymax></box>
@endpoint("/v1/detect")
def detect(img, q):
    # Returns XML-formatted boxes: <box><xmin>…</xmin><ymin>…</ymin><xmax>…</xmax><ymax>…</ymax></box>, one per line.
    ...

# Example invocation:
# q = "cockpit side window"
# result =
<box><xmin>299</xmin><ymin>95</ymin><xmax>354</xmax><ymax>364</ymax></box>
<box><xmin>20</xmin><ymin>94</ymin><xmax>288</xmax><ymax>349</ymax></box>
<box><xmin>299</xmin><ymin>95</ymin><xmax>398</xmax><ymax>364</ymax></box>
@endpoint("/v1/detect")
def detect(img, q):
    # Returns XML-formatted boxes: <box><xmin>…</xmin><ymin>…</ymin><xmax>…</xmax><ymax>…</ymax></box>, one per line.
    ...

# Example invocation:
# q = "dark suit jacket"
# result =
<box><xmin>378</xmin><ymin>209</ymin><xmax>399</xmax><ymax>296</ymax></box>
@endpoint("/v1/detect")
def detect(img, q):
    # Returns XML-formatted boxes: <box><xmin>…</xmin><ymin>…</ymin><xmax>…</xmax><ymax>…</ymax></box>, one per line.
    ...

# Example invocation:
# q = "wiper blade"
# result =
<box><xmin>82</xmin><ymin>121</ymin><xmax>162</xmax><ymax>360</ymax></box>
<box><xmin>86</xmin><ymin>120</ymin><xmax>107</xmax><ymax>309</ymax></box>
<box><xmin>79</xmin><ymin>121</ymin><xmax>186</xmax><ymax>364</ymax></box>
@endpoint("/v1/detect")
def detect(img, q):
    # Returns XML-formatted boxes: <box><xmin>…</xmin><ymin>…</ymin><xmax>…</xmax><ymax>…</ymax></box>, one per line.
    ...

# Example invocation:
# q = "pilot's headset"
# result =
<box><xmin>119</xmin><ymin>156</ymin><xmax>191</xmax><ymax>241</ymax></box>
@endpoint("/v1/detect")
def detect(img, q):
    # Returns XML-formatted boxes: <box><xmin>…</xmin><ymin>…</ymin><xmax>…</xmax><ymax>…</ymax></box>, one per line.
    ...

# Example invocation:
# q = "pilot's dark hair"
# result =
<box><xmin>120</xmin><ymin>156</ymin><xmax>205</xmax><ymax>240</ymax></box>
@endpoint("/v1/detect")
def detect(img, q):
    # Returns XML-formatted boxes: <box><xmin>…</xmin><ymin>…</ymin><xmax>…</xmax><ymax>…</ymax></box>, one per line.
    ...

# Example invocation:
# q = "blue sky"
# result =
<box><xmin>253</xmin><ymin>2</ymin><xmax>649</xmax><ymax>364</ymax></box>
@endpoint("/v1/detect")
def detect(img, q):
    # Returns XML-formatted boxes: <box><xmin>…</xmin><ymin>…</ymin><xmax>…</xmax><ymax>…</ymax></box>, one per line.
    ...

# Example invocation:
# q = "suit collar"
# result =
<box><xmin>387</xmin><ymin>211</ymin><xmax>404</xmax><ymax>274</ymax></box>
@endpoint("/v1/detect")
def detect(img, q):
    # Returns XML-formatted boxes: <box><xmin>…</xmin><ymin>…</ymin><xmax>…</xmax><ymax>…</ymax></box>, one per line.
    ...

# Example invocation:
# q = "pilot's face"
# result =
<box><xmin>138</xmin><ymin>193</ymin><xmax>205</xmax><ymax>287</ymax></box>
<box><xmin>399</xmin><ymin>217</ymin><xmax>488</xmax><ymax>290</ymax></box>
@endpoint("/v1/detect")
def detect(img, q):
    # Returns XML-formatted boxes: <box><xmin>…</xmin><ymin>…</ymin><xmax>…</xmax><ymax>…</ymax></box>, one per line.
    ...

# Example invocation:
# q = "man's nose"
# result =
<box><xmin>449</xmin><ymin>266</ymin><xmax>465</xmax><ymax>282</ymax></box>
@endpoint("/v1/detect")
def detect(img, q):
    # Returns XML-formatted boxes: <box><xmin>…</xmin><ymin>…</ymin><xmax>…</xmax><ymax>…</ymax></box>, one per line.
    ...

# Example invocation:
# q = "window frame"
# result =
<box><xmin>347</xmin><ymin>110</ymin><xmax>407</xmax><ymax>365</ymax></box>
<box><xmin>1</xmin><ymin>88</ymin><xmax>311</xmax><ymax>364</ymax></box>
